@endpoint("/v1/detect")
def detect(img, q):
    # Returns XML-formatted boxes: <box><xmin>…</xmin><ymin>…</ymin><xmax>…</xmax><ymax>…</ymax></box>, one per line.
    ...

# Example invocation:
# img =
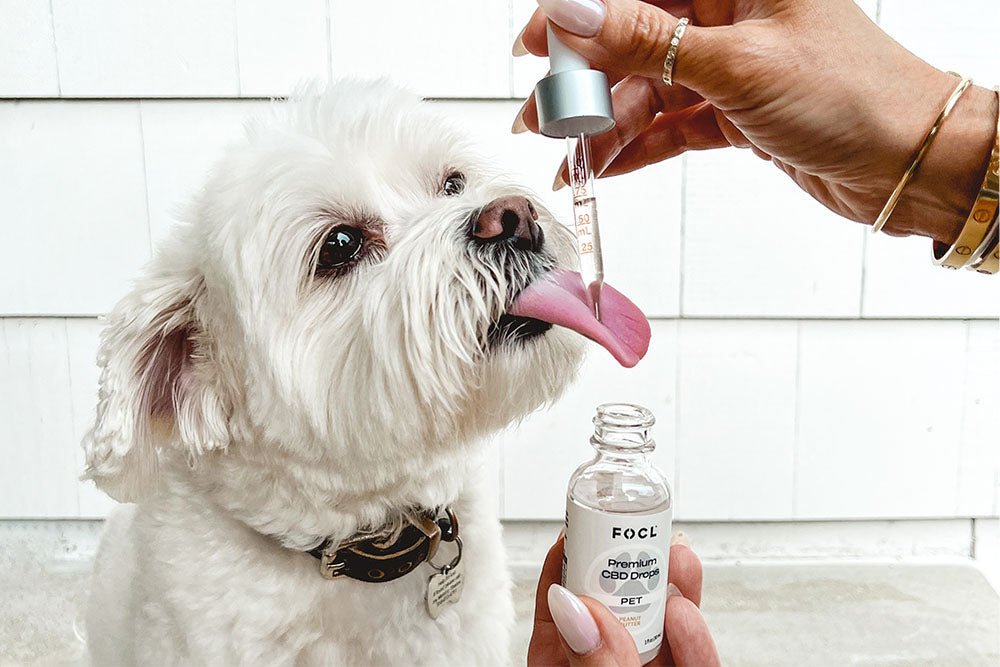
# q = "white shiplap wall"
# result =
<box><xmin>1</xmin><ymin>0</ymin><xmax>997</xmax><ymax>522</ymax></box>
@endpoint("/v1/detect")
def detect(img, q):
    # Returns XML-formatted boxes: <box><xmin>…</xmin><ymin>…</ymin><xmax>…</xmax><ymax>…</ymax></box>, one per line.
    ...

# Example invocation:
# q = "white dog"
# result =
<box><xmin>82</xmin><ymin>79</ymin><xmax>648</xmax><ymax>666</ymax></box>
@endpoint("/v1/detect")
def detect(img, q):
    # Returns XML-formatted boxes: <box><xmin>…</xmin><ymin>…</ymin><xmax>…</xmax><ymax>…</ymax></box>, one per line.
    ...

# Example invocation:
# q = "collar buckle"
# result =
<box><xmin>316</xmin><ymin>507</ymin><xmax>456</xmax><ymax>582</ymax></box>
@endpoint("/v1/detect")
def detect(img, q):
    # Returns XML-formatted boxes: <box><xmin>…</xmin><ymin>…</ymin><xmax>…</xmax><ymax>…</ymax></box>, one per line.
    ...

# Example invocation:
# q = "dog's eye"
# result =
<box><xmin>442</xmin><ymin>172</ymin><xmax>466</xmax><ymax>197</ymax></box>
<box><xmin>318</xmin><ymin>226</ymin><xmax>364</xmax><ymax>270</ymax></box>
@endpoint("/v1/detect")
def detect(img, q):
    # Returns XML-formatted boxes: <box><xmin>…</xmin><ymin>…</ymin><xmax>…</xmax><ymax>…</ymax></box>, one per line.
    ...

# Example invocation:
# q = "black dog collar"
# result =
<box><xmin>308</xmin><ymin>508</ymin><xmax>459</xmax><ymax>583</ymax></box>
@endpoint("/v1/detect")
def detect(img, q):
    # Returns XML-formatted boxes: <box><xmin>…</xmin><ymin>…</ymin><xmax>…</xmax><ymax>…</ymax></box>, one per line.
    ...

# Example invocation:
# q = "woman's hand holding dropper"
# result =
<box><xmin>513</xmin><ymin>0</ymin><xmax>998</xmax><ymax>244</ymax></box>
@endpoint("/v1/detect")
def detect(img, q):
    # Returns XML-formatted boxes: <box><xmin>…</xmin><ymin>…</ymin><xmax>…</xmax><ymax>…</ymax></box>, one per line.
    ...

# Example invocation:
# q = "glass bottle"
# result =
<box><xmin>562</xmin><ymin>403</ymin><xmax>673</xmax><ymax>665</ymax></box>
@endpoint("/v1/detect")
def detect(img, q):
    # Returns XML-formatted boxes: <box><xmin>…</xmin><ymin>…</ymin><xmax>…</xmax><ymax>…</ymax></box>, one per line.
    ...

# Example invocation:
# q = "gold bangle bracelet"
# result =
<box><xmin>971</xmin><ymin>233</ymin><xmax>999</xmax><ymax>273</ymax></box>
<box><xmin>967</xmin><ymin>88</ymin><xmax>1000</xmax><ymax>275</ymax></box>
<box><xmin>933</xmin><ymin>87</ymin><xmax>1000</xmax><ymax>269</ymax></box>
<box><xmin>966</xmin><ymin>208</ymin><xmax>999</xmax><ymax>268</ymax></box>
<box><xmin>872</xmin><ymin>75</ymin><xmax>973</xmax><ymax>234</ymax></box>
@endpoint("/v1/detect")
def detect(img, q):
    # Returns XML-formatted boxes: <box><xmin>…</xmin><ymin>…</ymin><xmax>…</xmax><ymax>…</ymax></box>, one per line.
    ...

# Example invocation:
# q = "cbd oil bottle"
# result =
<box><xmin>562</xmin><ymin>404</ymin><xmax>673</xmax><ymax>664</ymax></box>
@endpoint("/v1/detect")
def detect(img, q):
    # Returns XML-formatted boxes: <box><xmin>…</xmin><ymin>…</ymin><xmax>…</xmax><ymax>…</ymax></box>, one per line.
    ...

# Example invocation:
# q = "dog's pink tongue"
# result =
<box><xmin>510</xmin><ymin>270</ymin><xmax>650</xmax><ymax>368</ymax></box>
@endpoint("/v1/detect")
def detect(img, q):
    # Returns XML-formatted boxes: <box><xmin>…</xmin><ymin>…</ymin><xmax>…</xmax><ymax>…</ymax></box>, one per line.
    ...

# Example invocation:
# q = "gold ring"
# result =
<box><xmin>662</xmin><ymin>18</ymin><xmax>689</xmax><ymax>87</ymax></box>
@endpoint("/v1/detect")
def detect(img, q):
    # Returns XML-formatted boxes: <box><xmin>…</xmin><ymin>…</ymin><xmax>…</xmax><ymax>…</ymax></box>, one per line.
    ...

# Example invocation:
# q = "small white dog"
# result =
<box><xmin>82</xmin><ymin>79</ymin><xmax>648</xmax><ymax>666</ymax></box>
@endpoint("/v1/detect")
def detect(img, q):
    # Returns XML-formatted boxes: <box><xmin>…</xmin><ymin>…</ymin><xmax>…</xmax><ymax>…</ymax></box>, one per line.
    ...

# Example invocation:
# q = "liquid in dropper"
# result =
<box><xmin>566</xmin><ymin>134</ymin><xmax>604</xmax><ymax>320</ymax></box>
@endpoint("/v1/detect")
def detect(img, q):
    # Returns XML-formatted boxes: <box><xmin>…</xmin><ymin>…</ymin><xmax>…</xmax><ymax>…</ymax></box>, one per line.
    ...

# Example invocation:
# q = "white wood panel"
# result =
<box><xmin>957</xmin><ymin>321</ymin><xmax>1000</xmax><ymax>515</ymax></box>
<box><xmin>236</xmin><ymin>0</ymin><xmax>330</xmax><ymax>96</ymax></box>
<box><xmin>0</xmin><ymin>319</ymin><xmax>79</xmax><ymax>516</ymax></box>
<box><xmin>0</xmin><ymin>102</ymin><xmax>150</xmax><ymax>316</ymax></box>
<box><xmin>862</xmin><ymin>234</ymin><xmax>1000</xmax><ymax>318</ymax></box>
<box><xmin>432</xmin><ymin>100</ymin><xmax>681</xmax><ymax>317</ymax></box>
<box><xmin>51</xmin><ymin>0</ymin><xmax>238</xmax><ymax>97</ymax></box>
<box><xmin>796</xmin><ymin>320</ymin><xmax>969</xmax><ymax>519</ymax></box>
<box><xmin>501</xmin><ymin>321</ymin><xmax>678</xmax><ymax>520</ymax></box>
<box><xmin>140</xmin><ymin>100</ymin><xmax>269</xmax><ymax>245</ymax></box>
<box><xmin>0</xmin><ymin>0</ymin><xmax>60</xmax><ymax>97</ymax></box>
<box><xmin>677</xmin><ymin>320</ymin><xmax>797</xmax><ymax>520</ymax></box>
<box><xmin>879</xmin><ymin>0</ymin><xmax>1000</xmax><ymax>85</ymax></box>
<box><xmin>683</xmin><ymin>150</ymin><xmax>865</xmax><ymax>317</ymax></box>
<box><xmin>328</xmin><ymin>0</ymin><xmax>509</xmax><ymax>98</ymax></box>
<box><xmin>65</xmin><ymin>318</ymin><xmax>115</xmax><ymax>518</ymax></box>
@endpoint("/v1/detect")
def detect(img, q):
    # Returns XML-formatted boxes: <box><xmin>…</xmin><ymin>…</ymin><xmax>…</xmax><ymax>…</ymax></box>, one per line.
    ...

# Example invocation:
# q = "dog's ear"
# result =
<box><xmin>83</xmin><ymin>262</ymin><xmax>230</xmax><ymax>502</ymax></box>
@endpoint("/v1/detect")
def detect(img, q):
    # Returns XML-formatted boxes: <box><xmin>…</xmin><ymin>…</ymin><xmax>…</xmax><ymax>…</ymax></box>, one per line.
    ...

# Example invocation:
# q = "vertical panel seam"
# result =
<box><xmin>136</xmin><ymin>102</ymin><xmax>154</xmax><ymax>256</ymax></box>
<box><xmin>48</xmin><ymin>0</ymin><xmax>62</xmax><ymax>96</ymax></box>
<box><xmin>970</xmin><ymin>517</ymin><xmax>976</xmax><ymax>558</ymax></box>
<box><xmin>679</xmin><ymin>155</ymin><xmax>688</xmax><ymax>317</ymax></box>
<box><xmin>955</xmin><ymin>320</ymin><xmax>972</xmax><ymax>514</ymax></box>
<box><xmin>674</xmin><ymin>320</ymin><xmax>682</xmax><ymax>519</ymax></box>
<box><xmin>858</xmin><ymin>227</ymin><xmax>868</xmax><ymax>317</ymax></box>
<box><xmin>232</xmin><ymin>0</ymin><xmax>243</xmax><ymax>96</ymax></box>
<box><xmin>61</xmin><ymin>318</ymin><xmax>81</xmax><ymax>515</ymax></box>
<box><xmin>325</xmin><ymin>0</ymin><xmax>334</xmax><ymax>83</ymax></box>
<box><xmin>791</xmin><ymin>319</ymin><xmax>803</xmax><ymax>517</ymax></box>
<box><xmin>507</xmin><ymin>0</ymin><xmax>515</xmax><ymax>98</ymax></box>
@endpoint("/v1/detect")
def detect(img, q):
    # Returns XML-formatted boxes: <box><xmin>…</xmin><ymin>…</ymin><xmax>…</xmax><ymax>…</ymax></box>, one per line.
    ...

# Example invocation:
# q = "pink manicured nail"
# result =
<box><xmin>667</xmin><ymin>583</ymin><xmax>683</xmax><ymax>599</ymax></box>
<box><xmin>512</xmin><ymin>104</ymin><xmax>528</xmax><ymax>134</ymax></box>
<box><xmin>537</xmin><ymin>0</ymin><xmax>606</xmax><ymax>37</ymax></box>
<box><xmin>548</xmin><ymin>584</ymin><xmax>601</xmax><ymax>655</ymax></box>
<box><xmin>512</xmin><ymin>27</ymin><xmax>529</xmax><ymax>56</ymax></box>
<box><xmin>670</xmin><ymin>531</ymin><xmax>690</xmax><ymax>548</ymax></box>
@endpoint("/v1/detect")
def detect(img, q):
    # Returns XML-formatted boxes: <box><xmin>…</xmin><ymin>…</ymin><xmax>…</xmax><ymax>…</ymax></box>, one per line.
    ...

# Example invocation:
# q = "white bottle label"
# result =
<box><xmin>562</xmin><ymin>501</ymin><xmax>672</xmax><ymax>657</ymax></box>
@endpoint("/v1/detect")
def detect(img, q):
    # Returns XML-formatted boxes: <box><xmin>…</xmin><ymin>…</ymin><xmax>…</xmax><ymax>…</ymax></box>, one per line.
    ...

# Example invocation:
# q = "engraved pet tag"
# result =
<box><xmin>426</xmin><ymin>563</ymin><xmax>464</xmax><ymax>619</ymax></box>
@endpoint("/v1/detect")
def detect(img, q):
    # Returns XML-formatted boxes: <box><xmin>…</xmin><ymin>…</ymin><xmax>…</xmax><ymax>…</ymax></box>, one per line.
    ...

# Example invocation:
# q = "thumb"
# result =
<box><xmin>539</xmin><ymin>0</ymin><xmax>741</xmax><ymax>95</ymax></box>
<box><xmin>665</xmin><ymin>587</ymin><xmax>721</xmax><ymax>667</ymax></box>
<box><xmin>548</xmin><ymin>584</ymin><xmax>640</xmax><ymax>666</ymax></box>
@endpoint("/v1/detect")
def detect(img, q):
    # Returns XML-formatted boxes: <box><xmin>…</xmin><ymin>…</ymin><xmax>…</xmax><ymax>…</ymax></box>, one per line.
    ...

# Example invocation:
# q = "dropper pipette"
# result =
<box><xmin>534</xmin><ymin>22</ymin><xmax>615</xmax><ymax>321</ymax></box>
<box><xmin>566</xmin><ymin>134</ymin><xmax>604</xmax><ymax>319</ymax></box>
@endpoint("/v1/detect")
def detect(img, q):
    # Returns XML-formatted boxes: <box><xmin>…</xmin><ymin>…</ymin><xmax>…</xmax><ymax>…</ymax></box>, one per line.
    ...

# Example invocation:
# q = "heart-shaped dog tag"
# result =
<box><xmin>426</xmin><ymin>563</ymin><xmax>464</xmax><ymax>619</ymax></box>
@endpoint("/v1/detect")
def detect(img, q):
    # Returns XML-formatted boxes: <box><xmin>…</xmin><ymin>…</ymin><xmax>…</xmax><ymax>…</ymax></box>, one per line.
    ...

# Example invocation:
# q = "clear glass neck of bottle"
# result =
<box><xmin>591</xmin><ymin>403</ymin><xmax>656</xmax><ymax>461</ymax></box>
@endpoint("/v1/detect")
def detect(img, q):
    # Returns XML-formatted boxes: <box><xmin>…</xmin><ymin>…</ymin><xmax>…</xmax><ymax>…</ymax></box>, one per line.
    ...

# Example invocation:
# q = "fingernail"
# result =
<box><xmin>667</xmin><ymin>583</ymin><xmax>683</xmax><ymax>599</ymax></box>
<box><xmin>548</xmin><ymin>585</ymin><xmax>601</xmax><ymax>655</ymax></box>
<box><xmin>552</xmin><ymin>170</ymin><xmax>566</xmax><ymax>191</ymax></box>
<box><xmin>670</xmin><ymin>531</ymin><xmax>690</xmax><ymax>548</ymax></box>
<box><xmin>512</xmin><ymin>27</ymin><xmax>529</xmax><ymax>56</ymax></box>
<box><xmin>537</xmin><ymin>0</ymin><xmax>606</xmax><ymax>37</ymax></box>
<box><xmin>558</xmin><ymin>527</ymin><xmax>566</xmax><ymax>541</ymax></box>
<box><xmin>512</xmin><ymin>104</ymin><xmax>528</xmax><ymax>134</ymax></box>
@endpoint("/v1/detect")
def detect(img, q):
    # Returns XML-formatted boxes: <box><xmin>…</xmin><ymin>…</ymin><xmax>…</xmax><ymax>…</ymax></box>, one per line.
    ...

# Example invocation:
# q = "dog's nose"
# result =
<box><xmin>471</xmin><ymin>196</ymin><xmax>542</xmax><ymax>250</ymax></box>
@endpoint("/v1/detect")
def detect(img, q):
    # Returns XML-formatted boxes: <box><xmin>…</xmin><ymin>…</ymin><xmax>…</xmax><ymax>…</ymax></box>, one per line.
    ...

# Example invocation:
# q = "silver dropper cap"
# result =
<box><xmin>535</xmin><ymin>70</ymin><xmax>615</xmax><ymax>138</ymax></box>
<box><xmin>534</xmin><ymin>23</ymin><xmax>615</xmax><ymax>138</ymax></box>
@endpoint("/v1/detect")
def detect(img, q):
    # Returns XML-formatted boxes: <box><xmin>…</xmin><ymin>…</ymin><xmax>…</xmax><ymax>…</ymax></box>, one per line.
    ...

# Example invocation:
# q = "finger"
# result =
<box><xmin>601</xmin><ymin>101</ymin><xmax>729</xmax><ymax>177</ymax></box>
<box><xmin>667</xmin><ymin>537</ymin><xmax>703</xmax><ymax>608</ymax></box>
<box><xmin>551</xmin><ymin>75</ymin><xmax>704</xmax><ymax>185</ymax></box>
<box><xmin>548</xmin><ymin>584</ymin><xmax>641</xmax><ymax>666</ymax></box>
<box><xmin>533</xmin><ymin>532</ymin><xmax>565</xmax><ymax>625</ymax></box>
<box><xmin>519</xmin><ymin>1</ymin><xmax>702</xmax><ymax>54</ymax></box>
<box><xmin>540</xmin><ymin>0</ymin><xmax>741</xmax><ymax>97</ymax></box>
<box><xmin>518</xmin><ymin>7</ymin><xmax>549</xmax><ymax>57</ymax></box>
<box><xmin>514</xmin><ymin>91</ymin><xmax>540</xmax><ymax>135</ymax></box>
<box><xmin>665</xmin><ymin>594</ymin><xmax>720</xmax><ymax>667</ymax></box>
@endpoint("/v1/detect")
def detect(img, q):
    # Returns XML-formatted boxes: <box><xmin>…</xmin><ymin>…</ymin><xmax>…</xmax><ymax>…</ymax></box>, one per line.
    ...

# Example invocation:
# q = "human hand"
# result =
<box><xmin>514</xmin><ymin>0</ymin><xmax>998</xmax><ymax>243</ymax></box>
<box><xmin>527</xmin><ymin>532</ymin><xmax>719</xmax><ymax>666</ymax></box>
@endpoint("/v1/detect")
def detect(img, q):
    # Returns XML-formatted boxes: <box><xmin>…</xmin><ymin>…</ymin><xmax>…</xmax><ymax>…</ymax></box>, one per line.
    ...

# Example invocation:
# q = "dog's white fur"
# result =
<box><xmin>82</xmin><ymin>79</ymin><xmax>584</xmax><ymax>665</ymax></box>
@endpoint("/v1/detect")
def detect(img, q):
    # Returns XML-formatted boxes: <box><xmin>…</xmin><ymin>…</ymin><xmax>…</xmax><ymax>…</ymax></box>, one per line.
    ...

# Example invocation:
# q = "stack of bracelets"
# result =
<box><xmin>871</xmin><ymin>76</ymin><xmax>999</xmax><ymax>275</ymax></box>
